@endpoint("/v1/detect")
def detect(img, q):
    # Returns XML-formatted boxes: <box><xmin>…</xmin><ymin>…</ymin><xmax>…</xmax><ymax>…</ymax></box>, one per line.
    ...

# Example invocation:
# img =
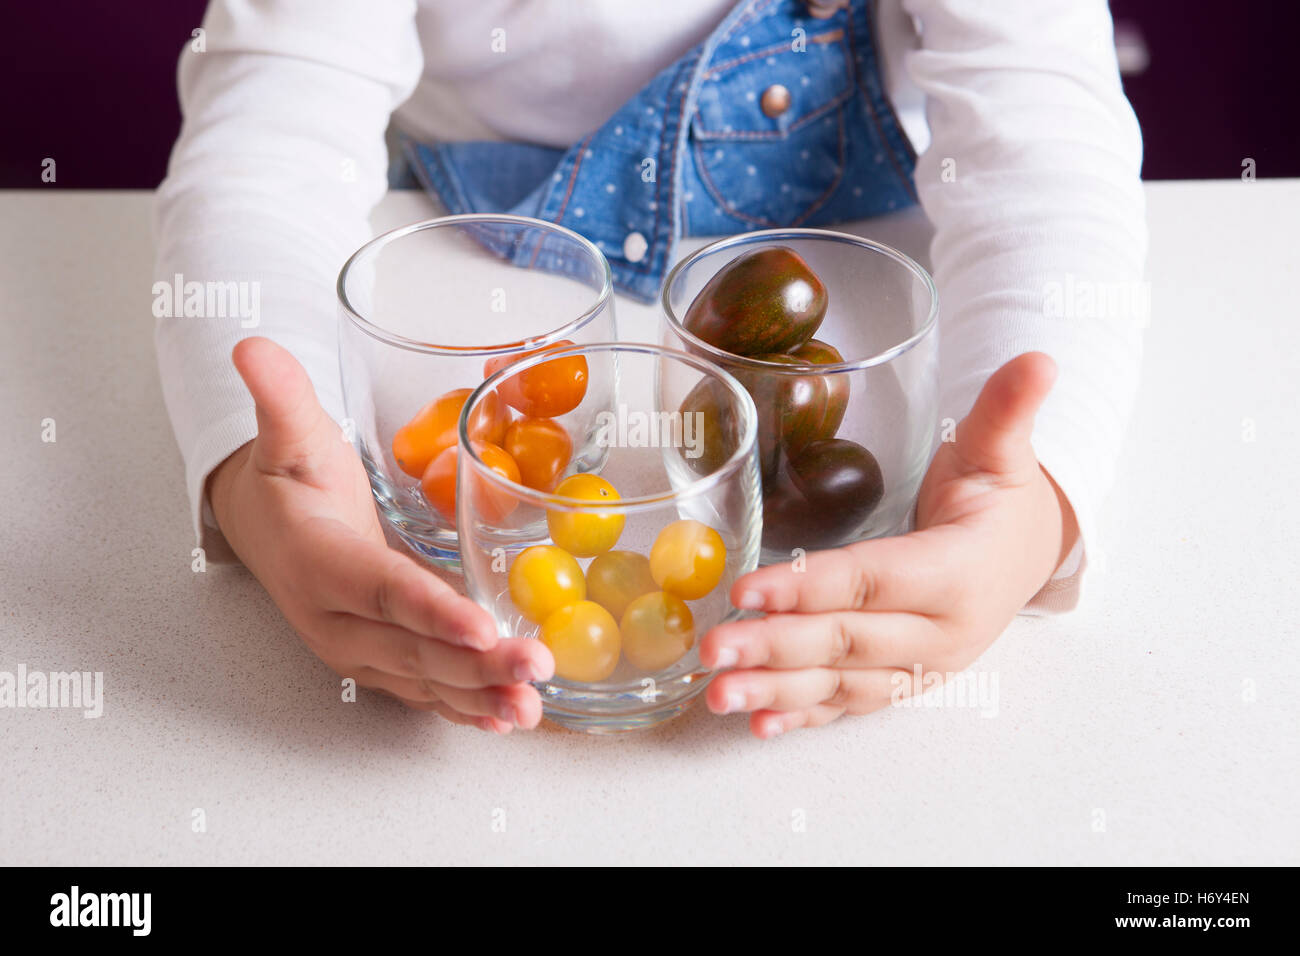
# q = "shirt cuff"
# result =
<box><xmin>186</xmin><ymin>405</ymin><xmax>259</xmax><ymax>565</ymax></box>
<box><xmin>1021</xmin><ymin>438</ymin><xmax>1096</xmax><ymax>615</ymax></box>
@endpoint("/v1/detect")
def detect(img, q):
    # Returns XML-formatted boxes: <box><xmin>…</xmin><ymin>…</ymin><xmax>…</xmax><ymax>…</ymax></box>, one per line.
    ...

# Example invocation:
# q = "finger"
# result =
<box><xmin>707</xmin><ymin>666</ymin><xmax>905</xmax><ymax>715</ymax></box>
<box><xmin>355</xmin><ymin>667</ymin><xmax>543</xmax><ymax>729</ymax></box>
<box><xmin>307</xmin><ymin>523</ymin><xmax>500</xmax><ymax>650</ymax></box>
<box><xmin>231</xmin><ymin>336</ymin><xmax>339</xmax><ymax>478</ymax></box>
<box><xmin>427</xmin><ymin>701</ymin><xmax>513</xmax><ymax>734</ymax></box>
<box><xmin>702</xmin><ymin>611</ymin><xmax>945</xmax><ymax>671</ymax></box>
<box><xmin>370</xmin><ymin>685</ymin><xmax>510</xmax><ymax>733</ymax></box>
<box><xmin>952</xmin><ymin>351</ymin><xmax>1057</xmax><ymax>476</ymax></box>
<box><xmin>431</xmin><ymin>680</ymin><xmax>544</xmax><ymax>729</ymax></box>
<box><xmin>730</xmin><ymin>526</ymin><xmax>968</xmax><ymax>615</ymax></box>
<box><xmin>329</xmin><ymin>616</ymin><xmax>552</xmax><ymax>687</ymax></box>
<box><xmin>750</xmin><ymin>704</ymin><xmax>846</xmax><ymax>739</ymax></box>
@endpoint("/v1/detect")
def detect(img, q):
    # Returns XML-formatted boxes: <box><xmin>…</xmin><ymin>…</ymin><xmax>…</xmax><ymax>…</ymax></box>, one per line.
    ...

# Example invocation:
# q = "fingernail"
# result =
<box><xmin>735</xmin><ymin>590</ymin><xmax>764</xmax><ymax>610</ymax></box>
<box><xmin>514</xmin><ymin>660</ymin><xmax>541</xmax><ymax>682</ymax></box>
<box><xmin>713</xmin><ymin>646</ymin><xmax>739</xmax><ymax>668</ymax></box>
<box><xmin>497</xmin><ymin>702</ymin><xmax>517</xmax><ymax>725</ymax></box>
<box><xmin>723</xmin><ymin>691</ymin><xmax>746</xmax><ymax>714</ymax></box>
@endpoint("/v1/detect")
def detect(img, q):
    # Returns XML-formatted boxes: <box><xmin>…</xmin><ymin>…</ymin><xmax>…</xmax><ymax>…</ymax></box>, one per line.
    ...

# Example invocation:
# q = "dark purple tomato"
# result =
<box><xmin>787</xmin><ymin>439</ymin><xmax>884</xmax><ymax>531</ymax></box>
<box><xmin>760</xmin><ymin>469</ymin><xmax>852</xmax><ymax>552</ymax></box>
<box><xmin>761</xmin><ymin>477</ymin><xmax>822</xmax><ymax>552</ymax></box>
<box><xmin>682</xmin><ymin>246</ymin><xmax>828</xmax><ymax>356</ymax></box>
<box><xmin>760</xmin><ymin>439</ymin><xmax>883</xmax><ymax>552</ymax></box>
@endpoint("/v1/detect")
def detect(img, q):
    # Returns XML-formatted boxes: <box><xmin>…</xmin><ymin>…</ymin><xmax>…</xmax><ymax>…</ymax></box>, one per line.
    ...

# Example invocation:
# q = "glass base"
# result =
<box><xmin>538</xmin><ymin>672</ymin><xmax>714</xmax><ymax>734</ymax></box>
<box><xmin>394</xmin><ymin>527</ymin><xmax>462</xmax><ymax>573</ymax></box>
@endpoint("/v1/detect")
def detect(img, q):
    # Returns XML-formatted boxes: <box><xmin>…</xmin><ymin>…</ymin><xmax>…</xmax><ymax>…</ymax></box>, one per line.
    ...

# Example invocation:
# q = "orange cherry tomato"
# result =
<box><xmin>503</xmin><ymin>417</ymin><xmax>573</xmax><ymax>492</ymax></box>
<box><xmin>471</xmin><ymin>389</ymin><xmax>512</xmax><ymax>446</ymax></box>
<box><xmin>392</xmin><ymin>388</ymin><xmax>510</xmax><ymax>478</ymax></box>
<box><xmin>393</xmin><ymin>390</ymin><xmax>466</xmax><ymax>479</ymax></box>
<box><xmin>420</xmin><ymin>441</ymin><xmax>520</xmax><ymax>525</ymax></box>
<box><xmin>483</xmin><ymin>340</ymin><xmax>588</xmax><ymax>418</ymax></box>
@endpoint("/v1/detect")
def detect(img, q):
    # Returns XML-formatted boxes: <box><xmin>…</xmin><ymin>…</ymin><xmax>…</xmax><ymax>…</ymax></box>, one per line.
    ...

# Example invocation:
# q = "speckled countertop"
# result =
<box><xmin>1</xmin><ymin>183</ymin><xmax>1296</xmax><ymax>865</ymax></box>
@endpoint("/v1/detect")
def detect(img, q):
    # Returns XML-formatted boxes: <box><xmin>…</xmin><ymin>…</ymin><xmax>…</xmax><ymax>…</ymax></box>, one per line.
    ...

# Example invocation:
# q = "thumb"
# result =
<box><xmin>952</xmin><ymin>351</ymin><xmax>1057</xmax><ymax>476</ymax></box>
<box><xmin>232</xmin><ymin>337</ymin><xmax>336</xmax><ymax>476</ymax></box>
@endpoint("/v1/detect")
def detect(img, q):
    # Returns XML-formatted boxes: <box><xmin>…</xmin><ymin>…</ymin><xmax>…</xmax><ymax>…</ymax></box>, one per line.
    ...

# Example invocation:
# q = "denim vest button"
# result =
<box><xmin>760</xmin><ymin>84</ymin><xmax>792</xmax><ymax>118</ymax></box>
<box><xmin>623</xmin><ymin>232</ymin><xmax>648</xmax><ymax>264</ymax></box>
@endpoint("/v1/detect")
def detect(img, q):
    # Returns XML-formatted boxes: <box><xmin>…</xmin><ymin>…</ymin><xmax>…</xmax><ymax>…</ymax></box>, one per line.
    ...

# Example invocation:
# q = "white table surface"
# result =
<box><xmin>1</xmin><ymin>181</ymin><xmax>1297</xmax><ymax>866</ymax></box>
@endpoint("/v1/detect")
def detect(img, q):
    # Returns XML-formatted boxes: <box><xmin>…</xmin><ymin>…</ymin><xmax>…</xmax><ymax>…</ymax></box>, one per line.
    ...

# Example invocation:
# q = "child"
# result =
<box><xmin>155</xmin><ymin>0</ymin><xmax>1145</xmax><ymax>737</ymax></box>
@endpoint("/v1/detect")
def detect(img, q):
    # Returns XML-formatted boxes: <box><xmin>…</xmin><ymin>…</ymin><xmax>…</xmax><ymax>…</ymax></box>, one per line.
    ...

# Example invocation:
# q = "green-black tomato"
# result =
<box><xmin>787</xmin><ymin>338</ymin><xmax>850</xmax><ymax>448</ymax></box>
<box><xmin>677</xmin><ymin>339</ymin><xmax>849</xmax><ymax>480</ymax></box>
<box><xmin>677</xmin><ymin>376</ymin><xmax>744</xmax><ymax>476</ymax></box>
<box><xmin>682</xmin><ymin>246</ymin><xmax>827</xmax><ymax>356</ymax></box>
<box><xmin>742</xmin><ymin>343</ymin><xmax>848</xmax><ymax>474</ymax></box>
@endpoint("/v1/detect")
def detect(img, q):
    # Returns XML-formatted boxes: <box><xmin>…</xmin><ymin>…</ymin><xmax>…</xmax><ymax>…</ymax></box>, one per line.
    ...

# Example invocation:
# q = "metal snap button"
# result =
<box><xmin>760</xmin><ymin>84</ymin><xmax>792</xmax><ymax>119</ymax></box>
<box><xmin>623</xmin><ymin>231</ymin><xmax>648</xmax><ymax>263</ymax></box>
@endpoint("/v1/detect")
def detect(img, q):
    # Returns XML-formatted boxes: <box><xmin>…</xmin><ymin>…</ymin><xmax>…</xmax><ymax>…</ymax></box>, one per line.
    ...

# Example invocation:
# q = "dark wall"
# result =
<box><xmin>1110</xmin><ymin>0</ymin><xmax>1297</xmax><ymax>180</ymax></box>
<box><xmin>2</xmin><ymin>1</ymin><xmax>205</xmax><ymax>188</ymax></box>
<box><xmin>2</xmin><ymin>0</ymin><xmax>1296</xmax><ymax>188</ymax></box>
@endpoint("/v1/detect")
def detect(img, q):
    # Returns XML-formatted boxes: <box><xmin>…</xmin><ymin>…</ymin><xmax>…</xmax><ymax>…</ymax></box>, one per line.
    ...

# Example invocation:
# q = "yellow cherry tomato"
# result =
<box><xmin>540</xmin><ymin>601</ymin><xmax>620</xmax><ymax>683</ymax></box>
<box><xmin>620</xmin><ymin>591</ymin><xmax>694</xmax><ymax>672</ymax></box>
<box><xmin>649</xmin><ymin>520</ymin><xmax>727</xmax><ymax>600</ymax></box>
<box><xmin>547</xmin><ymin>474</ymin><xmax>625</xmax><ymax>557</ymax></box>
<box><xmin>508</xmin><ymin>545</ymin><xmax>585</xmax><ymax>624</ymax></box>
<box><xmin>585</xmin><ymin>550</ymin><xmax>659</xmax><ymax>620</ymax></box>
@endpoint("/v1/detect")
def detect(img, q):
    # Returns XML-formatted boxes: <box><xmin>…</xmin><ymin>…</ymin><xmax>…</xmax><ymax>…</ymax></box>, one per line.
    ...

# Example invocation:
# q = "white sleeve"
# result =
<box><xmin>901</xmin><ymin>0</ymin><xmax>1148</xmax><ymax>611</ymax></box>
<box><xmin>153</xmin><ymin>0</ymin><xmax>422</xmax><ymax>561</ymax></box>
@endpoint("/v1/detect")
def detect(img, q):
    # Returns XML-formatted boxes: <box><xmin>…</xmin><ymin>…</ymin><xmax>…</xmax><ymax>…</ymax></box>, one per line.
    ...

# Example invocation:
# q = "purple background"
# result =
<box><xmin>3</xmin><ymin>0</ymin><xmax>1297</xmax><ymax>188</ymax></box>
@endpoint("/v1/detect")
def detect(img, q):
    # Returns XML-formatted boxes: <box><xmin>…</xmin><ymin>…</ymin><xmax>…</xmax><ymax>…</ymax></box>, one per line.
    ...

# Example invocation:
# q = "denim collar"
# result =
<box><xmin>405</xmin><ymin>0</ymin><xmax>916</xmax><ymax>302</ymax></box>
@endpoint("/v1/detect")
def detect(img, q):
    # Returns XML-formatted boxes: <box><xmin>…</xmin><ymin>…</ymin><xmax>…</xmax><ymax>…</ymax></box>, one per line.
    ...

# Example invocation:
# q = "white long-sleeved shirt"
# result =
<box><xmin>154</xmin><ymin>0</ymin><xmax>1147</xmax><ymax>612</ymax></box>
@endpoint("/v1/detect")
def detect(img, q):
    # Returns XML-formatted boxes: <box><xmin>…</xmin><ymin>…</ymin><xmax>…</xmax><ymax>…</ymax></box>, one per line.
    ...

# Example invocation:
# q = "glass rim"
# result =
<box><xmin>660</xmin><ymin>227</ymin><xmax>940</xmax><ymax>374</ymax></box>
<box><xmin>458</xmin><ymin>341</ymin><xmax>759</xmax><ymax>514</ymax></box>
<box><xmin>336</xmin><ymin>213</ymin><xmax>613</xmax><ymax>355</ymax></box>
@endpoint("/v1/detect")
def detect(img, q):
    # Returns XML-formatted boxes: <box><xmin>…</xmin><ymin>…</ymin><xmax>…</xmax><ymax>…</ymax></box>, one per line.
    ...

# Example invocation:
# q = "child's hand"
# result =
<box><xmin>700</xmin><ymin>353</ymin><xmax>1077</xmax><ymax>737</ymax></box>
<box><xmin>208</xmin><ymin>338</ymin><xmax>553</xmax><ymax>733</ymax></box>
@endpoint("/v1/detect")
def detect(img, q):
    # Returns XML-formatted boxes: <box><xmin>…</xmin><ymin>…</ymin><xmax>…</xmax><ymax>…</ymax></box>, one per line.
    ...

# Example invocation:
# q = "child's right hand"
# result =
<box><xmin>208</xmin><ymin>338</ymin><xmax>553</xmax><ymax>733</ymax></box>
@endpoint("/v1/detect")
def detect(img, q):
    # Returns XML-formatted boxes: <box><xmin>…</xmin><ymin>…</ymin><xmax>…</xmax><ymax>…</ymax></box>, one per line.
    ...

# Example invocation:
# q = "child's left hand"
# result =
<box><xmin>700</xmin><ymin>352</ymin><xmax>1079</xmax><ymax>737</ymax></box>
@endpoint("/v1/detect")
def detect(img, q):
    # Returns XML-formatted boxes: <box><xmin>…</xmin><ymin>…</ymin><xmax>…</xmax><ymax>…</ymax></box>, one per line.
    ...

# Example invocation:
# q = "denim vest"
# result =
<box><xmin>403</xmin><ymin>0</ymin><xmax>917</xmax><ymax>303</ymax></box>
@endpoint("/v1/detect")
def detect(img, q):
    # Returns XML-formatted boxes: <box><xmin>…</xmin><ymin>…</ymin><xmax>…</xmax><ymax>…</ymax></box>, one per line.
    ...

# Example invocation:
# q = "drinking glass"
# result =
<box><xmin>456</xmin><ymin>343</ymin><xmax>762</xmax><ymax>733</ymax></box>
<box><xmin>662</xmin><ymin>229</ymin><xmax>938</xmax><ymax>564</ymax></box>
<box><xmin>338</xmin><ymin>214</ymin><xmax>616</xmax><ymax>569</ymax></box>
